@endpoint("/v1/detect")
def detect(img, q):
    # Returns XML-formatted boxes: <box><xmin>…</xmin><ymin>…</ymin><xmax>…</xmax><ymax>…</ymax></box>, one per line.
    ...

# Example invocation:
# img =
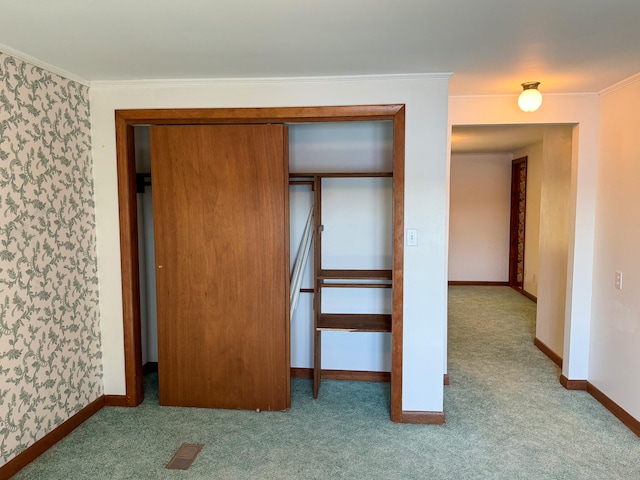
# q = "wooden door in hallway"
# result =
<box><xmin>509</xmin><ymin>156</ymin><xmax>527</xmax><ymax>289</ymax></box>
<box><xmin>150</xmin><ymin>124</ymin><xmax>289</xmax><ymax>410</ymax></box>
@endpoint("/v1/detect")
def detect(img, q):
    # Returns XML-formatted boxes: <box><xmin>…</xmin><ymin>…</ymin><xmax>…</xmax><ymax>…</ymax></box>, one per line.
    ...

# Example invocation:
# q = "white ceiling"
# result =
<box><xmin>0</xmin><ymin>1</ymin><xmax>639</xmax><ymax>95</ymax></box>
<box><xmin>451</xmin><ymin>125</ymin><xmax>546</xmax><ymax>154</ymax></box>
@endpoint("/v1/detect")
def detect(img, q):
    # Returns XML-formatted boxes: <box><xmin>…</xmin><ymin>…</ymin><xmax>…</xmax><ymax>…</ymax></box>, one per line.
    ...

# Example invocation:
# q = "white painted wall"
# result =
<box><xmin>590</xmin><ymin>76</ymin><xmax>640</xmax><ymax>421</ymax></box>
<box><xmin>289</xmin><ymin>121</ymin><xmax>393</xmax><ymax>173</ymax></box>
<box><xmin>91</xmin><ymin>74</ymin><xmax>451</xmax><ymax>413</ymax></box>
<box><xmin>535</xmin><ymin>126</ymin><xmax>573</xmax><ymax>357</ymax></box>
<box><xmin>289</xmin><ymin>184</ymin><xmax>315</xmax><ymax>367</ymax></box>
<box><xmin>448</xmin><ymin>94</ymin><xmax>600</xmax><ymax>382</ymax></box>
<box><xmin>448</xmin><ymin>153</ymin><xmax>512</xmax><ymax>282</ymax></box>
<box><xmin>514</xmin><ymin>142</ymin><xmax>543</xmax><ymax>297</ymax></box>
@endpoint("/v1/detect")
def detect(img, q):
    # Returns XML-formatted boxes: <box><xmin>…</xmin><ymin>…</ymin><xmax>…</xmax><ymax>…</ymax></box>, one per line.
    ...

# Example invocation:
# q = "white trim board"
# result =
<box><xmin>0</xmin><ymin>42</ymin><xmax>90</xmax><ymax>87</ymax></box>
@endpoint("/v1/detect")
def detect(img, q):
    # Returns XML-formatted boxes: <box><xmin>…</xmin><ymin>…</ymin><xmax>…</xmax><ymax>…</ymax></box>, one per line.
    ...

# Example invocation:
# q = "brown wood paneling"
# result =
<box><xmin>151</xmin><ymin>124</ymin><xmax>288</xmax><ymax>410</ymax></box>
<box><xmin>534</xmin><ymin>337</ymin><xmax>563</xmax><ymax>368</ymax></box>
<box><xmin>116</xmin><ymin>121</ymin><xmax>144</xmax><ymax>407</ymax></box>
<box><xmin>587</xmin><ymin>383</ymin><xmax>640</xmax><ymax>437</ymax></box>
<box><xmin>0</xmin><ymin>397</ymin><xmax>105</xmax><ymax>479</ymax></box>
<box><xmin>289</xmin><ymin>180</ymin><xmax>315</xmax><ymax>186</ymax></box>
<box><xmin>291</xmin><ymin>368</ymin><xmax>390</xmax><ymax>382</ymax></box>
<box><xmin>291</xmin><ymin>172</ymin><xmax>393</xmax><ymax>178</ymax></box>
<box><xmin>283</xmin><ymin>126</ymin><xmax>291</xmax><ymax>409</ymax></box>
<box><xmin>291</xmin><ymin>367</ymin><xmax>314</xmax><ymax>379</ymax></box>
<box><xmin>115</xmin><ymin>105</ymin><xmax>402</xmax><ymax>125</ymax></box>
<box><xmin>401</xmin><ymin>410</ymin><xmax>446</xmax><ymax>425</ymax></box>
<box><xmin>559</xmin><ymin>375</ymin><xmax>588</xmax><ymax>390</ymax></box>
<box><xmin>104</xmin><ymin>395</ymin><xmax>129</xmax><ymax>407</ymax></box>
<box><xmin>323</xmin><ymin>370</ymin><xmax>390</xmax><ymax>382</ymax></box>
<box><xmin>319</xmin><ymin>269</ymin><xmax>392</xmax><ymax>280</ymax></box>
<box><xmin>391</xmin><ymin>106</ymin><xmax>405</xmax><ymax>422</ymax></box>
<box><xmin>509</xmin><ymin>157</ymin><xmax>527</xmax><ymax>288</ymax></box>
<box><xmin>509</xmin><ymin>285</ymin><xmax>538</xmax><ymax>302</ymax></box>
<box><xmin>444</xmin><ymin>374</ymin><xmax>450</xmax><ymax>385</ymax></box>
<box><xmin>319</xmin><ymin>269</ymin><xmax>392</xmax><ymax>289</ymax></box>
<box><xmin>312</xmin><ymin>175</ymin><xmax>322</xmax><ymax>399</ymax></box>
<box><xmin>318</xmin><ymin>314</ymin><xmax>392</xmax><ymax>332</ymax></box>
<box><xmin>320</xmin><ymin>283</ymin><xmax>392</xmax><ymax>289</ymax></box>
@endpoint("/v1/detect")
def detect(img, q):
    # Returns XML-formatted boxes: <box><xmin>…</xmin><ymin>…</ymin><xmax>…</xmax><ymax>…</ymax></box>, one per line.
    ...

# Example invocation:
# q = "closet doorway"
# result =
<box><xmin>115</xmin><ymin>105</ymin><xmax>406</xmax><ymax>421</ymax></box>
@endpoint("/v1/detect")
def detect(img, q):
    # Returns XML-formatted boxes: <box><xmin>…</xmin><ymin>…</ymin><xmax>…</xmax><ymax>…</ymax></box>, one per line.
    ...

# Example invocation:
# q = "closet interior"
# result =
<box><xmin>134</xmin><ymin>119</ymin><xmax>394</xmax><ymax>405</ymax></box>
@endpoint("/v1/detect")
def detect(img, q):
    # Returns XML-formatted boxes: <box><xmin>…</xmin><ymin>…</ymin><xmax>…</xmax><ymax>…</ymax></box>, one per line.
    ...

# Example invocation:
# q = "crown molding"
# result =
<box><xmin>600</xmin><ymin>72</ymin><xmax>640</xmax><ymax>97</ymax></box>
<box><xmin>449</xmin><ymin>92</ymin><xmax>599</xmax><ymax>101</ymax></box>
<box><xmin>0</xmin><ymin>49</ymin><xmax>452</xmax><ymax>90</ymax></box>
<box><xmin>90</xmin><ymin>72</ymin><xmax>453</xmax><ymax>89</ymax></box>
<box><xmin>0</xmin><ymin>43</ymin><xmax>90</xmax><ymax>87</ymax></box>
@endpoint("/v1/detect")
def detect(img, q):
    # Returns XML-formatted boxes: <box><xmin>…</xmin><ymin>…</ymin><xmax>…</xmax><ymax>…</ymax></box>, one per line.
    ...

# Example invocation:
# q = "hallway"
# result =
<box><xmin>446</xmin><ymin>286</ymin><xmax>638</xmax><ymax>478</ymax></box>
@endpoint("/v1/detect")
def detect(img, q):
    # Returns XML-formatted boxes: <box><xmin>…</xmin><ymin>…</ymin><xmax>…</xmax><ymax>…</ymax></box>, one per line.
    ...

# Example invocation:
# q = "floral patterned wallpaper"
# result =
<box><xmin>0</xmin><ymin>52</ymin><xmax>101</xmax><ymax>465</ymax></box>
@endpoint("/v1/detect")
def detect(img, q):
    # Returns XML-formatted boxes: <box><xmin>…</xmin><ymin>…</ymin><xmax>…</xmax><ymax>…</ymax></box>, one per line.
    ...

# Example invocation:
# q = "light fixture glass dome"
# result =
<box><xmin>518</xmin><ymin>82</ymin><xmax>542</xmax><ymax>112</ymax></box>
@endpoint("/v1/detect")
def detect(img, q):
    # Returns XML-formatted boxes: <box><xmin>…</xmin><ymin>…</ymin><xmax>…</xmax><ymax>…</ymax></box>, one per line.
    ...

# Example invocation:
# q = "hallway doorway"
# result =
<box><xmin>448</xmin><ymin>124</ymin><xmax>573</xmax><ymax>377</ymax></box>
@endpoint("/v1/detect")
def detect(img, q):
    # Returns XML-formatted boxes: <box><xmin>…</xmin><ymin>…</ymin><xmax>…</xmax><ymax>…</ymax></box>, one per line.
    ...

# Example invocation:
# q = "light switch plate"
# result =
<box><xmin>615</xmin><ymin>271</ymin><xmax>623</xmax><ymax>290</ymax></box>
<box><xmin>406</xmin><ymin>229</ymin><xmax>418</xmax><ymax>246</ymax></box>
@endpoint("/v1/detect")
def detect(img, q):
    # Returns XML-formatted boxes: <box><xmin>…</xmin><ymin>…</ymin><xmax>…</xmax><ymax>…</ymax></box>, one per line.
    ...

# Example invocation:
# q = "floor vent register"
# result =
<box><xmin>166</xmin><ymin>443</ymin><xmax>204</xmax><ymax>470</ymax></box>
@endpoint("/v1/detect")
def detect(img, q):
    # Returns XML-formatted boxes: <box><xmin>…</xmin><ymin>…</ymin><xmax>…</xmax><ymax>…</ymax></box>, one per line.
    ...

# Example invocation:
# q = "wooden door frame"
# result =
<box><xmin>115</xmin><ymin>105</ymin><xmax>406</xmax><ymax>422</ymax></box>
<box><xmin>509</xmin><ymin>156</ymin><xmax>527</xmax><ymax>289</ymax></box>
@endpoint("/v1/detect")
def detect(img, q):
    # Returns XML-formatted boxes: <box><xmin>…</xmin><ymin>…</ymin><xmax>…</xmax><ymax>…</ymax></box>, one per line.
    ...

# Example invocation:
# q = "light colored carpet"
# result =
<box><xmin>12</xmin><ymin>286</ymin><xmax>640</xmax><ymax>479</ymax></box>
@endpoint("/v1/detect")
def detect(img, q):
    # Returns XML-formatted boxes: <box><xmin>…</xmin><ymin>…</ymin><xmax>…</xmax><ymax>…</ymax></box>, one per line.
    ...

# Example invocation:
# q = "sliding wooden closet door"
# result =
<box><xmin>151</xmin><ymin>124</ymin><xmax>289</xmax><ymax>410</ymax></box>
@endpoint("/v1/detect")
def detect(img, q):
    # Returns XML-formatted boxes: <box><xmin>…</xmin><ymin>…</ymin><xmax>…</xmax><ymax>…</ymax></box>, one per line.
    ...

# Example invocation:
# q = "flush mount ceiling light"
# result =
<box><xmin>518</xmin><ymin>82</ymin><xmax>542</xmax><ymax>112</ymax></box>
